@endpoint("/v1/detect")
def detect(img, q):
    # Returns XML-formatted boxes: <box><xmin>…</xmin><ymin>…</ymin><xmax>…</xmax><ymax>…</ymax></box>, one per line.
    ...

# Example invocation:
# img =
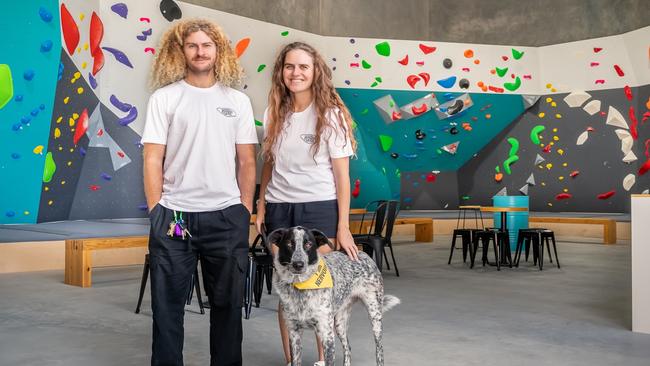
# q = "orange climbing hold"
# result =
<box><xmin>463</xmin><ymin>49</ymin><xmax>474</xmax><ymax>58</ymax></box>
<box><xmin>235</xmin><ymin>38</ymin><xmax>250</xmax><ymax>58</ymax></box>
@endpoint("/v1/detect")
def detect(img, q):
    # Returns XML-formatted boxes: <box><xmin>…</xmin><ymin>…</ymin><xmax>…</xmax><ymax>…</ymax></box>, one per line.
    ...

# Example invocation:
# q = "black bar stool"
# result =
<box><xmin>448</xmin><ymin>205</ymin><xmax>484</xmax><ymax>265</ymax></box>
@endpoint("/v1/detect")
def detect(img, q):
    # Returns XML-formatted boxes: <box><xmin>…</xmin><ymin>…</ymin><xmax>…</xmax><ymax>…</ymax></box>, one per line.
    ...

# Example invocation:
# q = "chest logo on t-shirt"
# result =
<box><xmin>216</xmin><ymin>107</ymin><xmax>237</xmax><ymax>118</ymax></box>
<box><xmin>300</xmin><ymin>134</ymin><xmax>316</xmax><ymax>144</ymax></box>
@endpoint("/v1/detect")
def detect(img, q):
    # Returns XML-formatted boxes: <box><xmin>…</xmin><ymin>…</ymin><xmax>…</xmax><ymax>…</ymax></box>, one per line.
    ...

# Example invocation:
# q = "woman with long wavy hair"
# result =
<box><xmin>255</xmin><ymin>42</ymin><xmax>358</xmax><ymax>366</ymax></box>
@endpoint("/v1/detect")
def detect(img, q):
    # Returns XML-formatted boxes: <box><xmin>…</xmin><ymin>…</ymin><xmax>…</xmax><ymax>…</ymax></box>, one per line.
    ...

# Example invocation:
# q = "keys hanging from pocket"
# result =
<box><xmin>167</xmin><ymin>210</ymin><xmax>192</xmax><ymax>239</ymax></box>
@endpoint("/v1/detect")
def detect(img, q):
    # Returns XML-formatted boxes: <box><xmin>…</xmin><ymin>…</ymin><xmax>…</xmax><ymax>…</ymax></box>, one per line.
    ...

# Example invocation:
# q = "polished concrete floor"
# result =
<box><xmin>1</xmin><ymin>236</ymin><xmax>649</xmax><ymax>366</ymax></box>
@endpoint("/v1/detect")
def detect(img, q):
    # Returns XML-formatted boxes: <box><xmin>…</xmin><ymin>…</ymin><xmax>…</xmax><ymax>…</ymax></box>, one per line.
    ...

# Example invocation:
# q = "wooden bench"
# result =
<box><xmin>65</xmin><ymin>236</ymin><xmax>148</xmax><ymax>287</ymax></box>
<box><xmin>529</xmin><ymin>217</ymin><xmax>617</xmax><ymax>244</ymax></box>
<box><xmin>351</xmin><ymin>217</ymin><xmax>433</xmax><ymax>242</ymax></box>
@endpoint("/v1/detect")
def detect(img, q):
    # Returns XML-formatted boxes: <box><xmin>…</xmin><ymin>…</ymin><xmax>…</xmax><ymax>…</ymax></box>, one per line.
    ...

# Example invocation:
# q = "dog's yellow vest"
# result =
<box><xmin>293</xmin><ymin>258</ymin><xmax>333</xmax><ymax>290</ymax></box>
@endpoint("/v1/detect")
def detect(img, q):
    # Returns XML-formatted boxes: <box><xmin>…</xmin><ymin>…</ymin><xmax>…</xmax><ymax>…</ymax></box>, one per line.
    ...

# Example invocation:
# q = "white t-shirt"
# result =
<box><xmin>141</xmin><ymin>80</ymin><xmax>258</xmax><ymax>212</ymax></box>
<box><xmin>263</xmin><ymin>103</ymin><xmax>354</xmax><ymax>203</ymax></box>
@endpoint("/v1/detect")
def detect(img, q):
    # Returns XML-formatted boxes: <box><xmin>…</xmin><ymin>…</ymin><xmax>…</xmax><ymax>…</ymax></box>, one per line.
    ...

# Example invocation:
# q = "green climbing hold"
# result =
<box><xmin>436</xmin><ymin>149</ymin><xmax>442</xmax><ymax>154</ymax></box>
<box><xmin>375</xmin><ymin>41</ymin><xmax>391</xmax><ymax>57</ymax></box>
<box><xmin>530</xmin><ymin>125</ymin><xmax>546</xmax><ymax>145</ymax></box>
<box><xmin>281</xmin><ymin>31</ymin><xmax>289</xmax><ymax>36</ymax></box>
<box><xmin>257</xmin><ymin>64</ymin><xmax>266</xmax><ymax>72</ymax></box>
<box><xmin>43</xmin><ymin>152</ymin><xmax>56</xmax><ymax>183</ymax></box>
<box><xmin>375</xmin><ymin>76</ymin><xmax>383</xmax><ymax>82</ymax></box>
<box><xmin>255</xmin><ymin>119</ymin><xmax>263</xmax><ymax>126</ymax></box>
<box><xmin>0</xmin><ymin>64</ymin><xmax>13</xmax><ymax>109</ymax></box>
<box><xmin>461</xmin><ymin>195</ymin><xmax>471</xmax><ymax>200</ymax></box>
<box><xmin>351</xmin><ymin>120</ymin><xmax>357</xmax><ymax>129</ymax></box>
<box><xmin>503</xmin><ymin>155</ymin><xmax>519</xmax><ymax>175</ymax></box>
<box><xmin>504</xmin><ymin>76</ymin><xmax>521</xmax><ymax>91</ymax></box>
<box><xmin>512</xmin><ymin>48</ymin><xmax>524</xmax><ymax>60</ymax></box>
<box><xmin>379</xmin><ymin>135</ymin><xmax>393</xmax><ymax>152</ymax></box>
<box><xmin>496</xmin><ymin>67</ymin><xmax>508</xmax><ymax>77</ymax></box>
<box><xmin>361</xmin><ymin>108</ymin><xmax>369</xmax><ymax>115</ymax></box>
<box><xmin>495</xmin><ymin>166</ymin><xmax>501</xmax><ymax>173</ymax></box>
<box><xmin>507</xmin><ymin>137</ymin><xmax>519</xmax><ymax>157</ymax></box>
<box><xmin>362</xmin><ymin>60</ymin><xmax>372</xmax><ymax>69</ymax></box>
<box><xmin>370</xmin><ymin>81</ymin><xmax>378</xmax><ymax>88</ymax></box>
<box><xmin>395</xmin><ymin>169</ymin><xmax>401</xmax><ymax>178</ymax></box>
<box><xmin>388</xmin><ymin>100</ymin><xmax>394</xmax><ymax>108</ymax></box>
<box><xmin>381</xmin><ymin>167</ymin><xmax>387</xmax><ymax>175</ymax></box>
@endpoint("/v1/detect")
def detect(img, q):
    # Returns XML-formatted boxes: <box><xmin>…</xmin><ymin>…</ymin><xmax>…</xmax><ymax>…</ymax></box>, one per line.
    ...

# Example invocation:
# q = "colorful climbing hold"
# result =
<box><xmin>406</xmin><ymin>74</ymin><xmax>421</xmax><ymax>89</ymax></box>
<box><xmin>0</xmin><ymin>64</ymin><xmax>13</xmax><ymax>109</ymax></box>
<box><xmin>39</xmin><ymin>6</ymin><xmax>53</xmax><ymax>22</ymax></box>
<box><xmin>397</xmin><ymin>55</ymin><xmax>408</xmax><ymax>65</ymax></box>
<box><xmin>555</xmin><ymin>193</ymin><xmax>572</xmax><ymax>200</ymax></box>
<box><xmin>437</xmin><ymin>76</ymin><xmax>456</xmax><ymax>89</ymax></box>
<box><xmin>111</xmin><ymin>3</ymin><xmax>128</xmax><ymax>18</ymax></box>
<box><xmin>73</xmin><ymin>108</ymin><xmax>89</xmax><ymax>145</ymax></box>
<box><xmin>419</xmin><ymin>44</ymin><xmax>436</xmax><ymax>54</ymax></box>
<box><xmin>281</xmin><ymin>31</ymin><xmax>289</xmax><ymax>36</ymax></box>
<box><xmin>530</xmin><ymin>125</ymin><xmax>546</xmax><ymax>145</ymax></box>
<box><xmin>503</xmin><ymin>155</ymin><xmax>519</xmax><ymax>175</ymax></box>
<box><xmin>463</xmin><ymin>49</ymin><xmax>474</xmax><ymax>58</ymax></box>
<box><xmin>361</xmin><ymin>60</ymin><xmax>372</xmax><ymax>69</ymax></box>
<box><xmin>257</xmin><ymin>64</ymin><xmax>266</xmax><ymax>72</ymax></box>
<box><xmin>379</xmin><ymin>135</ymin><xmax>393</xmax><ymax>151</ymax></box>
<box><xmin>495</xmin><ymin>67</ymin><xmax>508</xmax><ymax>77</ymax></box>
<box><xmin>235</xmin><ymin>38</ymin><xmax>250</xmax><ymax>58</ymax></box>
<box><xmin>43</xmin><ymin>152</ymin><xmax>56</xmax><ymax>183</ymax></box>
<box><xmin>597</xmin><ymin>190</ymin><xmax>615</xmax><ymax>200</ymax></box>
<box><xmin>60</xmin><ymin>3</ymin><xmax>80</xmax><ymax>55</ymax></box>
<box><xmin>504</xmin><ymin>76</ymin><xmax>521</xmax><ymax>91</ymax></box>
<box><xmin>511</xmin><ymin>48</ymin><xmax>524</xmax><ymax>60</ymax></box>
<box><xmin>375</xmin><ymin>41</ymin><xmax>391</xmax><ymax>57</ymax></box>
<box><xmin>351</xmin><ymin>179</ymin><xmax>360</xmax><ymax>198</ymax></box>
<box><xmin>102</xmin><ymin>47</ymin><xmax>133</xmax><ymax>68</ymax></box>
<box><xmin>614</xmin><ymin>64</ymin><xmax>625</xmax><ymax>77</ymax></box>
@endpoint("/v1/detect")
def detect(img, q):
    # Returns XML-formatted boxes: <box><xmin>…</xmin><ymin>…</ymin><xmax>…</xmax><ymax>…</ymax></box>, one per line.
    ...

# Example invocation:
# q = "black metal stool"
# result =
<box><xmin>515</xmin><ymin>228</ymin><xmax>560</xmax><ymax>270</ymax></box>
<box><xmin>448</xmin><ymin>205</ymin><xmax>484</xmax><ymax>265</ymax></box>
<box><xmin>470</xmin><ymin>228</ymin><xmax>512</xmax><ymax>270</ymax></box>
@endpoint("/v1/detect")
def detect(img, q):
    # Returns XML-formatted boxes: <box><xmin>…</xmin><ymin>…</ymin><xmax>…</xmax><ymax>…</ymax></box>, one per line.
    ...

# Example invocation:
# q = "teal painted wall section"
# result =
<box><xmin>0</xmin><ymin>2</ymin><xmax>61</xmax><ymax>223</ymax></box>
<box><xmin>338</xmin><ymin>88</ymin><xmax>525</xmax><ymax>208</ymax></box>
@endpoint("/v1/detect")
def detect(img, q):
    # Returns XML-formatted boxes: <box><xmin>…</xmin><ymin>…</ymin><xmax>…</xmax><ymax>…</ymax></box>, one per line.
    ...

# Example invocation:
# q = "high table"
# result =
<box><xmin>480</xmin><ymin>206</ymin><xmax>528</xmax><ymax>266</ymax></box>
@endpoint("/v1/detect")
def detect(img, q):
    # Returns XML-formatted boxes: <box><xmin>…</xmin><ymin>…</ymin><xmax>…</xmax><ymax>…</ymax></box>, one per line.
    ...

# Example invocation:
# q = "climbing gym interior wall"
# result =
<box><xmin>1</xmin><ymin>0</ymin><xmax>649</xmax><ymax>224</ymax></box>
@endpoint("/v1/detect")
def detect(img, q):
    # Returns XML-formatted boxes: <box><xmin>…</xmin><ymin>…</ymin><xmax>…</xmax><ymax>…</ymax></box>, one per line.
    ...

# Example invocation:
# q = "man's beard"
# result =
<box><xmin>187</xmin><ymin>58</ymin><xmax>215</xmax><ymax>74</ymax></box>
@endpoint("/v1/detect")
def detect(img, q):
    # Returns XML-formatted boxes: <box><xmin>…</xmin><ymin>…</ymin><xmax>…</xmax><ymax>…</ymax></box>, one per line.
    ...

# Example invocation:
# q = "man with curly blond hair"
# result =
<box><xmin>141</xmin><ymin>18</ymin><xmax>257</xmax><ymax>366</ymax></box>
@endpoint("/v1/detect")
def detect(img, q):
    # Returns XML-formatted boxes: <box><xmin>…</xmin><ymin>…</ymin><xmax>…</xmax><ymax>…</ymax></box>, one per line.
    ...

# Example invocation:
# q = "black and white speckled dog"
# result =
<box><xmin>267</xmin><ymin>226</ymin><xmax>400</xmax><ymax>366</ymax></box>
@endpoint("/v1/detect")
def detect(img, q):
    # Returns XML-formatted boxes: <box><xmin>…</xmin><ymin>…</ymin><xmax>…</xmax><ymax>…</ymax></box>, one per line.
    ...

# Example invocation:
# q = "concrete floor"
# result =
<box><xmin>1</xmin><ymin>236</ymin><xmax>649</xmax><ymax>366</ymax></box>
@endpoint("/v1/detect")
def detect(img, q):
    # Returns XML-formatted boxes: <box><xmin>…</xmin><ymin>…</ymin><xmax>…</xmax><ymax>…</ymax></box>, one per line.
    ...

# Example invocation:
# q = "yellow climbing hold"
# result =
<box><xmin>58</xmin><ymin>146</ymin><xmax>63</xmax><ymax>151</ymax></box>
<box><xmin>63</xmin><ymin>97</ymin><xmax>70</xmax><ymax>104</ymax></box>
<box><xmin>54</xmin><ymin>127</ymin><xmax>61</xmax><ymax>138</ymax></box>
<box><xmin>542</xmin><ymin>182</ymin><xmax>546</xmax><ymax>186</ymax></box>
<box><xmin>562</xmin><ymin>163</ymin><xmax>568</xmax><ymax>167</ymax></box>
<box><xmin>23</xmin><ymin>211</ymin><xmax>29</xmax><ymax>216</ymax></box>
<box><xmin>72</xmin><ymin>112</ymin><xmax>79</xmax><ymax>119</ymax></box>
<box><xmin>69</xmin><ymin>117</ymin><xmax>75</xmax><ymax>126</ymax></box>
<box><xmin>551</xmin><ymin>88</ymin><xmax>557</xmax><ymax>92</ymax></box>
<box><xmin>546</xmin><ymin>163</ymin><xmax>553</xmax><ymax>169</ymax></box>
<box><xmin>79</xmin><ymin>13</ymin><xmax>85</xmax><ymax>21</ymax></box>
<box><xmin>552</xmin><ymin>128</ymin><xmax>558</xmax><ymax>132</ymax></box>
<box><xmin>538</xmin><ymin>112</ymin><xmax>545</xmax><ymax>118</ymax></box>
<box><xmin>555</xmin><ymin>113</ymin><xmax>562</xmax><ymax>119</ymax></box>
<box><xmin>553</xmin><ymin>136</ymin><xmax>559</xmax><ymax>141</ymax></box>
<box><xmin>81</xmin><ymin>62</ymin><xmax>87</xmax><ymax>69</ymax></box>
<box><xmin>559</xmin><ymin>176</ymin><xmax>564</xmax><ymax>180</ymax></box>
<box><xmin>548</xmin><ymin>202</ymin><xmax>553</xmax><ymax>207</ymax></box>
<box><xmin>48</xmin><ymin>200</ymin><xmax>53</xmax><ymax>205</ymax></box>
<box><xmin>67</xmin><ymin>161</ymin><xmax>72</xmax><ymax>166</ymax></box>
<box><xmin>74</xmin><ymin>72</ymin><xmax>80</xmax><ymax>79</ymax></box>
<box><xmin>545</xmin><ymin>83</ymin><xmax>552</xmax><ymax>89</ymax></box>
<box><xmin>61</xmin><ymin>180</ymin><xmax>66</xmax><ymax>185</ymax></box>
<box><xmin>557</xmin><ymin>149</ymin><xmax>564</xmax><ymax>155</ymax></box>
<box><xmin>551</xmin><ymin>102</ymin><xmax>557</xmax><ymax>107</ymax></box>
<box><xmin>83</xmin><ymin>43</ymin><xmax>89</xmax><ymax>51</ymax></box>
<box><xmin>563</xmin><ymin>188</ymin><xmax>569</xmax><ymax>193</ymax></box>
<box><xmin>77</xmin><ymin>87</ymin><xmax>83</xmax><ymax>94</ymax></box>
<box><xmin>33</xmin><ymin>145</ymin><xmax>44</xmax><ymax>154</ymax></box>
<box><xmin>56</xmin><ymin>116</ymin><xmax>62</xmax><ymax>123</ymax></box>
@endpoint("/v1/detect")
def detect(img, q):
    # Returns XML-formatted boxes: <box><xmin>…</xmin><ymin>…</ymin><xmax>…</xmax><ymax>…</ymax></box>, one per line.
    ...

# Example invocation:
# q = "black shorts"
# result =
<box><xmin>264</xmin><ymin>199</ymin><xmax>338</xmax><ymax>238</ymax></box>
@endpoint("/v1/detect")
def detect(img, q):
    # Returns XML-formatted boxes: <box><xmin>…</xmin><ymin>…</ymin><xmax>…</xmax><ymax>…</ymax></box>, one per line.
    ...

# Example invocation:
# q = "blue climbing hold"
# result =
<box><xmin>23</xmin><ymin>69</ymin><xmax>35</xmax><ymax>81</ymax></box>
<box><xmin>436</xmin><ymin>76</ymin><xmax>457</xmax><ymax>89</ymax></box>
<box><xmin>38</xmin><ymin>7</ymin><xmax>53</xmax><ymax>22</ymax></box>
<box><xmin>40</xmin><ymin>40</ymin><xmax>53</xmax><ymax>53</ymax></box>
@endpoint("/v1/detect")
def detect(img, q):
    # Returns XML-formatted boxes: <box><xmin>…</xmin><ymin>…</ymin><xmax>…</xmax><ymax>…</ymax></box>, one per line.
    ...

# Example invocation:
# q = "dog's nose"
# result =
<box><xmin>292</xmin><ymin>261</ymin><xmax>305</xmax><ymax>271</ymax></box>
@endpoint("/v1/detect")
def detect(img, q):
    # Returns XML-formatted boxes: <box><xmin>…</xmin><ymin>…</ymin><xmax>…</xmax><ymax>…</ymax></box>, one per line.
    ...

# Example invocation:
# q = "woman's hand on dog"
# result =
<box><xmin>337</xmin><ymin>226</ymin><xmax>359</xmax><ymax>261</ymax></box>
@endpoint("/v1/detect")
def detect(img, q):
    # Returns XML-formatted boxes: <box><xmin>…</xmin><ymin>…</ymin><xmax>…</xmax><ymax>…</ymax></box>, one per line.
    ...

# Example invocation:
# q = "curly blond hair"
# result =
<box><xmin>262</xmin><ymin>42</ymin><xmax>357</xmax><ymax>161</ymax></box>
<box><xmin>150</xmin><ymin>18</ymin><xmax>243</xmax><ymax>89</ymax></box>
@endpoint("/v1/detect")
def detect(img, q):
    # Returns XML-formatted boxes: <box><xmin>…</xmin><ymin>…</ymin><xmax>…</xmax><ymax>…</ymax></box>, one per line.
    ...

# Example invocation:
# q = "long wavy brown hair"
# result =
<box><xmin>150</xmin><ymin>18</ymin><xmax>243</xmax><ymax>89</ymax></box>
<box><xmin>262</xmin><ymin>42</ymin><xmax>356</xmax><ymax>161</ymax></box>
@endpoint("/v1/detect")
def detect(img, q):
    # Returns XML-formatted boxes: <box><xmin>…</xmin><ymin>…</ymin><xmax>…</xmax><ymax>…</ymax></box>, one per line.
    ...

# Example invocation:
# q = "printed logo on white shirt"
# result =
<box><xmin>217</xmin><ymin>107</ymin><xmax>237</xmax><ymax>118</ymax></box>
<box><xmin>300</xmin><ymin>134</ymin><xmax>316</xmax><ymax>144</ymax></box>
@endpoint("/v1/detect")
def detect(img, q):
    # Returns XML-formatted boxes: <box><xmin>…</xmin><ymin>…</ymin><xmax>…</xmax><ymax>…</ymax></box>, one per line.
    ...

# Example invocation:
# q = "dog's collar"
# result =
<box><xmin>293</xmin><ymin>258</ymin><xmax>333</xmax><ymax>290</ymax></box>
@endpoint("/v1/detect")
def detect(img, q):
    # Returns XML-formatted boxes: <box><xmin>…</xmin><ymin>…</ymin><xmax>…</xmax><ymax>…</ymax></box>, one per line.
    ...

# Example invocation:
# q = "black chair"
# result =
<box><xmin>135</xmin><ymin>253</ymin><xmax>205</xmax><ymax>314</ymax></box>
<box><xmin>515</xmin><ymin>228</ymin><xmax>560</xmax><ymax>270</ymax></box>
<box><xmin>353</xmin><ymin>200</ymin><xmax>400</xmax><ymax>276</ymax></box>
<box><xmin>249</xmin><ymin>234</ymin><xmax>273</xmax><ymax>308</ymax></box>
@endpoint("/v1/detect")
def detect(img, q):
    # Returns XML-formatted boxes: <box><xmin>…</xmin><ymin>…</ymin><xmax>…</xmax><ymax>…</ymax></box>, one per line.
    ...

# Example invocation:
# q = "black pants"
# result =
<box><xmin>148</xmin><ymin>203</ymin><xmax>250</xmax><ymax>366</ymax></box>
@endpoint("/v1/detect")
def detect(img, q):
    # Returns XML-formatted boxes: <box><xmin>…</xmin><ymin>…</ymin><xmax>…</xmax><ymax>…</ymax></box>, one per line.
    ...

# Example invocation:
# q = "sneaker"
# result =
<box><xmin>314</xmin><ymin>362</ymin><xmax>325</xmax><ymax>366</ymax></box>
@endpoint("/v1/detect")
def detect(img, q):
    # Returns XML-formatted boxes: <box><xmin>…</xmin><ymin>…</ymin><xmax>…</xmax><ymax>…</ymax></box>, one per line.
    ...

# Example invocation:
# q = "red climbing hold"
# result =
<box><xmin>419</xmin><ymin>44</ymin><xmax>436</xmax><ymax>54</ymax></box>
<box><xmin>630</xmin><ymin>106</ymin><xmax>639</xmax><ymax>140</ymax></box>
<box><xmin>555</xmin><ymin>193</ymin><xmax>572</xmax><ymax>200</ymax></box>
<box><xmin>92</xmin><ymin>49</ymin><xmax>104</xmax><ymax>76</ymax></box>
<box><xmin>89</xmin><ymin>12</ymin><xmax>103</xmax><ymax>55</ymax></box>
<box><xmin>89</xmin><ymin>185</ymin><xmax>100</xmax><ymax>191</ymax></box>
<box><xmin>639</xmin><ymin>160</ymin><xmax>650</xmax><ymax>176</ymax></box>
<box><xmin>593</xmin><ymin>47</ymin><xmax>603</xmax><ymax>53</ymax></box>
<box><xmin>488</xmin><ymin>85</ymin><xmax>504</xmax><ymax>93</ymax></box>
<box><xmin>73</xmin><ymin>108</ymin><xmax>89</xmax><ymax>145</ymax></box>
<box><xmin>642</xmin><ymin>111</ymin><xmax>650</xmax><ymax>123</ymax></box>
<box><xmin>542</xmin><ymin>144</ymin><xmax>552</xmax><ymax>153</ymax></box>
<box><xmin>117</xmin><ymin>151</ymin><xmax>125</xmax><ymax>158</ymax></box>
<box><xmin>597</xmin><ymin>190</ymin><xmax>615</xmax><ymax>200</ymax></box>
<box><xmin>60</xmin><ymin>3</ymin><xmax>80</xmax><ymax>56</ymax></box>
<box><xmin>624</xmin><ymin>85</ymin><xmax>633</xmax><ymax>101</ymax></box>
<box><xmin>418</xmin><ymin>72</ymin><xmax>430</xmax><ymax>86</ymax></box>
<box><xmin>391</xmin><ymin>110</ymin><xmax>402</xmax><ymax>121</ymax></box>
<box><xmin>426</xmin><ymin>173</ymin><xmax>436</xmax><ymax>183</ymax></box>
<box><xmin>351</xmin><ymin>179</ymin><xmax>361</xmax><ymax>198</ymax></box>
<box><xmin>614</xmin><ymin>64</ymin><xmax>625</xmax><ymax>77</ymax></box>
<box><xmin>569</xmin><ymin>170</ymin><xmax>580</xmax><ymax>178</ymax></box>
<box><xmin>406</xmin><ymin>74</ymin><xmax>421</xmax><ymax>89</ymax></box>
<box><xmin>412</xmin><ymin>104</ymin><xmax>428</xmax><ymax>115</ymax></box>
<box><xmin>398</xmin><ymin>55</ymin><xmax>409</xmax><ymax>65</ymax></box>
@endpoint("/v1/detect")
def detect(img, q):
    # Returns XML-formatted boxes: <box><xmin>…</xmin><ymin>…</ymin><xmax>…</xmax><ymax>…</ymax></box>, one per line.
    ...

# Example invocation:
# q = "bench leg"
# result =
<box><xmin>65</xmin><ymin>240</ymin><xmax>92</xmax><ymax>287</ymax></box>
<box><xmin>604</xmin><ymin>223</ymin><xmax>617</xmax><ymax>244</ymax></box>
<box><xmin>414</xmin><ymin>223</ymin><xmax>433</xmax><ymax>242</ymax></box>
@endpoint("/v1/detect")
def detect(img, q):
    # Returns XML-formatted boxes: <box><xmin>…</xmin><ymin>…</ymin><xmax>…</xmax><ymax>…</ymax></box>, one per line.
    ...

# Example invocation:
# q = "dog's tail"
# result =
<box><xmin>382</xmin><ymin>295</ymin><xmax>401</xmax><ymax>313</ymax></box>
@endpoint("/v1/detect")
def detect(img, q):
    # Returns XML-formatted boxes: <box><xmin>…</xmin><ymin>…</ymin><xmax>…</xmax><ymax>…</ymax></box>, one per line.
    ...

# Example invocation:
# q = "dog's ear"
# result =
<box><xmin>266</xmin><ymin>228</ymin><xmax>287</xmax><ymax>252</ymax></box>
<box><xmin>311</xmin><ymin>229</ymin><xmax>334</xmax><ymax>250</ymax></box>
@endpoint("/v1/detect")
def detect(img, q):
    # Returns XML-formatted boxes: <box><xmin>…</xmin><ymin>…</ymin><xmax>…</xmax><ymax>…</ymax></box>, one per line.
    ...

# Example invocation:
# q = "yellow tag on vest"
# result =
<box><xmin>293</xmin><ymin>258</ymin><xmax>333</xmax><ymax>290</ymax></box>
